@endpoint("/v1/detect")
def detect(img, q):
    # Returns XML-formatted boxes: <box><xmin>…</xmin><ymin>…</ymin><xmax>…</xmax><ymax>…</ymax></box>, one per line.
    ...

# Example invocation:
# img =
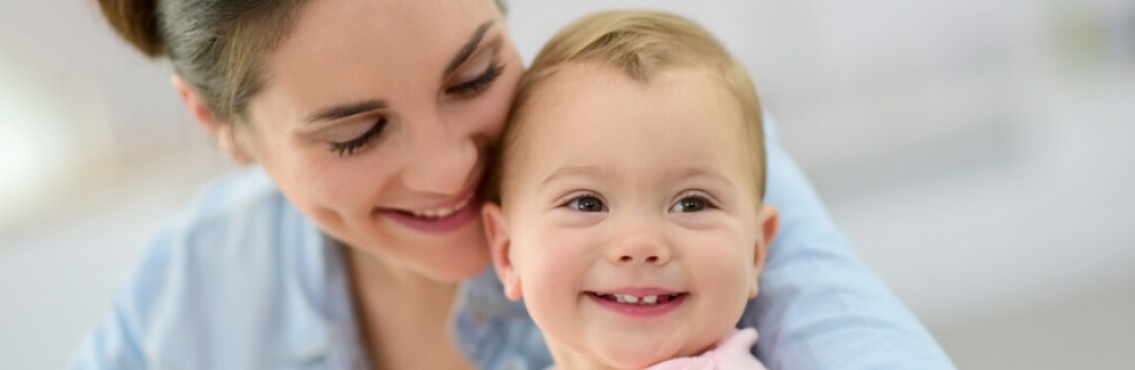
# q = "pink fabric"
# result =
<box><xmin>546</xmin><ymin>328</ymin><xmax>766</xmax><ymax>370</ymax></box>
<box><xmin>644</xmin><ymin>328</ymin><xmax>767</xmax><ymax>370</ymax></box>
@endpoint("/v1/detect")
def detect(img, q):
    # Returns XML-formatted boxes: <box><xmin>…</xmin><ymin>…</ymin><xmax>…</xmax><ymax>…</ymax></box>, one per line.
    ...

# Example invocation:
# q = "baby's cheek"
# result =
<box><xmin>689</xmin><ymin>235</ymin><xmax>755</xmax><ymax>322</ymax></box>
<box><xmin>517</xmin><ymin>229</ymin><xmax>594</xmax><ymax>342</ymax></box>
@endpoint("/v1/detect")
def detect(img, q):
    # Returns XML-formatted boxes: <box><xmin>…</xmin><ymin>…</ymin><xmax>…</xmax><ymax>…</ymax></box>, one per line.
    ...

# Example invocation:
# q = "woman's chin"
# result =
<box><xmin>420</xmin><ymin>251</ymin><xmax>492</xmax><ymax>282</ymax></box>
<box><xmin>369</xmin><ymin>210</ymin><xmax>493</xmax><ymax>282</ymax></box>
<box><xmin>421</xmin><ymin>227</ymin><xmax>493</xmax><ymax>282</ymax></box>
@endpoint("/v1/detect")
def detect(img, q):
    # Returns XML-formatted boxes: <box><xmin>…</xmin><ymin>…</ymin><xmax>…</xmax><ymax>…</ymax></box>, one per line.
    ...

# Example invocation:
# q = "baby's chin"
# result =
<box><xmin>552</xmin><ymin>317</ymin><xmax>731</xmax><ymax>369</ymax></box>
<box><xmin>586</xmin><ymin>338</ymin><xmax>707</xmax><ymax>370</ymax></box>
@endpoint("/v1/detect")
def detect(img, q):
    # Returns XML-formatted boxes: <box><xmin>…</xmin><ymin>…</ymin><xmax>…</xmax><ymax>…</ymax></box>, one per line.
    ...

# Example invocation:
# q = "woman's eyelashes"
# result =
<box><xmin>328</xmin><ymin>117</ymin><xmax>387</xmax><ymax>157</ymax></box>
<box><xmin>323</xmin><ymin>55</ymin><xmax>503</xmax><ymax>157</ymax></box>
<box><xmin>446</xmin><ymin>62</ymin><xmax>504</xmax><ymax>97</ymax></box>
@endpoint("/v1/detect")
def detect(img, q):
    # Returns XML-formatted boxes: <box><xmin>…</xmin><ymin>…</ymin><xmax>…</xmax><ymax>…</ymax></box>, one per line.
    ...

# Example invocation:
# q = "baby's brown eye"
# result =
<box><xmin>568</xmin><ymin>196</ymin><xmax>607</xmax><ymax>212</ymax></box>
<box><xmin>670</xmin><ymin>197</ymin><xmax>707</xmax><ymax>213</ymax></box>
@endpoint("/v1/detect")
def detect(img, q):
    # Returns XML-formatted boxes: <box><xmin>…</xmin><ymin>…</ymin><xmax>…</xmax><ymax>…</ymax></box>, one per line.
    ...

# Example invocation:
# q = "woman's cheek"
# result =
<box><xmin>307</xmin><ymin>156</ymin><xmax>381</xmax><ymax>212</ymax></box>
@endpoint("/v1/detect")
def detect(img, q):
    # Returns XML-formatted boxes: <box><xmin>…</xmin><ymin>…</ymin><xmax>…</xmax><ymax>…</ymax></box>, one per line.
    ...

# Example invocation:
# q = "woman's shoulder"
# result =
<box><xmin>172</xmin><ymin>165</ymin><xmax>288</xmax><ymax>229</ymax></box>
<box><xmin>144</xmin><ymin>166</ymin><xmax>310</xmax><ymax>281</ymax></box>
<box><xmin>74</xmin><ymin>166</ymin><xmax>353</xmax><ymax>368</ymax></box>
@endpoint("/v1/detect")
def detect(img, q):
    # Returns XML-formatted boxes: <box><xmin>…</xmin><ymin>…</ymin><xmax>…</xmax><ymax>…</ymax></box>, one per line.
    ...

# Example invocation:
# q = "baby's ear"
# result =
<box><xmin>749</xmin><ymin>205</ymin><xmax>779</xmax><ymax>298</ymax></box>
<box><xmin>482</xmin><ymin>202</ymin><xmax>522</xmax><ymax>300</ymax></box>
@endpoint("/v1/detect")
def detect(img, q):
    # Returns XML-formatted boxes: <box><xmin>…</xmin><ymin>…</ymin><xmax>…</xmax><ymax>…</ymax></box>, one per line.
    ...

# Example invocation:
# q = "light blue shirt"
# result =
<box><xmin>70</xmin><ymin>115</ymin><xmax>954</xmax><ymax>369</ymax></box>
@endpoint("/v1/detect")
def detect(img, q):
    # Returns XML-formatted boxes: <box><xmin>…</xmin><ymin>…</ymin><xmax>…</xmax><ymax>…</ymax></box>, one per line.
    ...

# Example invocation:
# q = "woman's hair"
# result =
<box><xmin>97</xmin><ymin>0</ymin><xmax>509</xmax><ymax>122</ymax></box>
<box><xmin>98</xmin><ymin>0</ymin><xmax>309</xmax><ymax>121</ymax></box>
<box><xmin>489</xmin><ymin>10</ymin><xmax>767</xmax><ymax>204</ymax></box>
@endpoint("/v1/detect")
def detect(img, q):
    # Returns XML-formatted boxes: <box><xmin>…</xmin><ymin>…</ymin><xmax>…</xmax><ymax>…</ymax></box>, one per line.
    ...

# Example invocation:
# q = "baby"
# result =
<box><xmin>482</xmin><ymin>10</ymin><xmax>778</xmax><ymax>370</ymax></box>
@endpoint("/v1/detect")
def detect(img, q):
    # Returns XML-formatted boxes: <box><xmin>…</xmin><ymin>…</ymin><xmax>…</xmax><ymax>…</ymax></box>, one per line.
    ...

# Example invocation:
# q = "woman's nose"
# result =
<box><xmin>607</xmin><ymin>233</ymin><xmax>672</xmax><ymax>266</ymax></box>
<box><xmin>401</xmin><ymin>115</ymin><xmax>478</xmax><ymax>196</ymax></box>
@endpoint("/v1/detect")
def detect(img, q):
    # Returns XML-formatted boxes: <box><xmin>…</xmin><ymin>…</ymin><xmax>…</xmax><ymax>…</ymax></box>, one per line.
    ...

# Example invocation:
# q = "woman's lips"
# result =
<box><xmin>406</xmin><ymin>193</ymin><xmax>475</xmax><ymax>218</ymax></box>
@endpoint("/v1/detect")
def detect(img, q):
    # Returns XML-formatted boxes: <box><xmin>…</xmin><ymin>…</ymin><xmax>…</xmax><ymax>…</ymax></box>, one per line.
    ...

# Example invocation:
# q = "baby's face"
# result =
<box><xmin>484</xmin><ymin>64</ymin><xmax>776</xmax><ymax>369</ymax></box>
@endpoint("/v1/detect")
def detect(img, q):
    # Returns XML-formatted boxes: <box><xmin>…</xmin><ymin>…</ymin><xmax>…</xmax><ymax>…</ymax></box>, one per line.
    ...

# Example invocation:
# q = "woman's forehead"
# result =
<box><xmin>258</xmin><ymin>0</ymin><xmax>505</xmax><ymax>122</ymax></box>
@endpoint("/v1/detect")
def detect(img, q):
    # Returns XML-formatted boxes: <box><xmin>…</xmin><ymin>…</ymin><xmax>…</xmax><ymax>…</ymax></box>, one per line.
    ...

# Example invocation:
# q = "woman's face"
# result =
<box><xmin>241</xmin><ymin>0</ymin><xmax>522</xmax><ymax>281</ymax></box>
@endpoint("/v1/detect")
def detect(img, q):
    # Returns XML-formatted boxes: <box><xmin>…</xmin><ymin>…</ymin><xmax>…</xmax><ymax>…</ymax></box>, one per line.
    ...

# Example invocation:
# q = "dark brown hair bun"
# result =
<box><xmin>97</xmin><ymin>0</ymin><xmax>164</xmax><ymax>57</ymax></box>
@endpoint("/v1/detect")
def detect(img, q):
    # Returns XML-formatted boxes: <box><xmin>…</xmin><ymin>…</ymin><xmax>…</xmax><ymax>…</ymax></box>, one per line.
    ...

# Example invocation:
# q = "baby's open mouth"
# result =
<box><xmin>586</xmin><ymin>292</ymin><xmax>688</xmax><ymax>305</ymax></box>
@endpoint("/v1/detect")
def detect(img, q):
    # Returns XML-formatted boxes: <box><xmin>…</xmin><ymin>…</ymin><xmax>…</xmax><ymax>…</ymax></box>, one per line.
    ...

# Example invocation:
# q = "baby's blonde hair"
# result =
<box><xmin>490</xmin><ymin>10</ymin><xmax>767</xmax><ymax>204</ymax></box>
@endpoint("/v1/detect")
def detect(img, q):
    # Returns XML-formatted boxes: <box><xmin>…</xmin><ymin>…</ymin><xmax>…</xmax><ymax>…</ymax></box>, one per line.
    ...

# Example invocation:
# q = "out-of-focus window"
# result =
<box><xmin>0</xmin><ymin>42</ymin><xmax>115</xmax><ymax>231</ymax></box>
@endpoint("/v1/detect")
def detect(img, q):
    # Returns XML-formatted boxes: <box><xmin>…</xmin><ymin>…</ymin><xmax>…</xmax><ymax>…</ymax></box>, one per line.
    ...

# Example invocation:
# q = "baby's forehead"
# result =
<box><xmin>540</xmin><ymin>62</ymin><xmax>728</xmax><ymax>97</ymax></box>
<box><xmin>523</xmin><ymin>63</ymin><xmax>741</xmax><ymax>122</ymax></box>
<box><xmin>514</xmin><ymin>63</ymin><xmax>752</xmax><ymax>145</ymax></box>
<box><xmin>503</xmin><ymin>64</ymin><xmax>762</xmax><ymax>181</ymax></box>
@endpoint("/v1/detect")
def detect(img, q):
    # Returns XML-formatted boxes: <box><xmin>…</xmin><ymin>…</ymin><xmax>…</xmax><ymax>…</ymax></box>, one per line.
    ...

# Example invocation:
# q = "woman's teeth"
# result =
<box><xmin>409</xmin><ymin>194</ymin><xmax>473</xmax><ymax>219</ymax></box>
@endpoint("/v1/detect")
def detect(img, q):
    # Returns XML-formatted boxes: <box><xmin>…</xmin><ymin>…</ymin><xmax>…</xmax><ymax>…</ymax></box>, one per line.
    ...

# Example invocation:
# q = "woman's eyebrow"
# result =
<box><xmin>443</xmin><ymin>20</ymin><xmax>498</xmax><ymax>78</ymax></box>
<box><xmin>303</xmin><ymin>99</ymin><xmax>387</xmax><ymax>124</ymax></box>
<box><xmin>302</xmin><ymin>20</ymin><xmax>497</xmax><ymax>125</ymax></box>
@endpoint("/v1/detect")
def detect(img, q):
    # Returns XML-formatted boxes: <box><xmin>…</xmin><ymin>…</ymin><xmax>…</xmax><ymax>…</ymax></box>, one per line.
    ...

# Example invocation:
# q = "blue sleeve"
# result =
<box><xmin>69</xmin><ymin>288</ymin><xmax>150</xmax><ymax>370</ymax></box>
<box><xmin>740</xmin><ymin>114</ymin><xmax>955</xmax><ymax>369</ymax></box>
<box><xmin>68</xmin><ymin>231</ymin><xmax>175</xmax><ymax>370</ymax></box>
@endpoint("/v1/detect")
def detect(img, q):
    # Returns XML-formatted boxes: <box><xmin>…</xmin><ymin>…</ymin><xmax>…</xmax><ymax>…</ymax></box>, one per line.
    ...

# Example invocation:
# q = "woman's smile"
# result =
<box><xmin>375</xmin><ymin>183</ymin><xmax>484</xmax><ymax>233</ymax></box>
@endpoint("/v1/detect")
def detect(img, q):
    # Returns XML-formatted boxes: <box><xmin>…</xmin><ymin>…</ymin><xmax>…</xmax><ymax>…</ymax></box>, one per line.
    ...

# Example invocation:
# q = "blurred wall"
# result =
<box><xmin>2</xmin><ymin>0</ymin><xmax>1133</xmax><ymax>369</ymax></box>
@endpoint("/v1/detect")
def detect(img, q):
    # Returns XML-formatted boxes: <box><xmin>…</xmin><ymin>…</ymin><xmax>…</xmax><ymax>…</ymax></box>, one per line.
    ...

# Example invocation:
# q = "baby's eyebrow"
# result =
<box><xmin>538</xmin><ymin>165</ymin><xmax>735</xmax><ymax>191</ymax></box>
<box><xmin>666</xmin><ymin>168</ymin><xmax>736</xmax><ymax>189</ymax></box>
<box><xmin>539</xmin><ymin>165</ymin><xmax>610</xmax><ymax>191</ymax></box>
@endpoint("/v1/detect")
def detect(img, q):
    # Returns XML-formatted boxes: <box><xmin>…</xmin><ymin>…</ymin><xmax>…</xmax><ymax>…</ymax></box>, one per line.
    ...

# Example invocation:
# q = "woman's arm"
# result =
<box><xmin>70</xmin><ymin>168</ymin><xmax>369</xmax><ymax>369</ymax></box>
<box><xmin>69</xmin><ymin>225</ymin><xmax>178</xmax><ymax>369</ymax></box>
<box><xmin>739</xmin><ymin>113</ymin><xmax>955</xmax><ymax>369</ymax></box>
<box><xmin>70</xmin><ymin>279</ymin><xmax>151</xmax><ymax>369</ymax></box>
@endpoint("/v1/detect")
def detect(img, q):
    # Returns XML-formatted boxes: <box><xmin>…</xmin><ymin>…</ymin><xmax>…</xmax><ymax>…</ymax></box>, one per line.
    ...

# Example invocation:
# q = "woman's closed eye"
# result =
<box><xmin>446</xmin><ymin>61</ymin><xmax>504</xmax><ymax>97</ymax></box>
<box><xmin>328</xmin><ymin>117</ymin><xmax>387</xmax><ymax>157</ymax></box>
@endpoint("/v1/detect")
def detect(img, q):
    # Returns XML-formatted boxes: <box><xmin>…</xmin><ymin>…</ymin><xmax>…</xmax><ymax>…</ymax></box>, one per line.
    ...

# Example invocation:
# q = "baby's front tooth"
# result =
<box><xmin>623</xmin><ymin>295</ymin><xmax>639</xmax><ymax>304</ymax></box>
<box><xmin>642</xmin><ymin>295</ymin><xmax>658</xmax><ymax>304</ymax></box>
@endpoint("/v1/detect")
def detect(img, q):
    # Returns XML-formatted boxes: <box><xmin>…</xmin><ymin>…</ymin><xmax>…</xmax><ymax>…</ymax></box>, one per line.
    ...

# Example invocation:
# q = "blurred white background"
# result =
<box><xmin>2</xmin><ymin>0</ymin><xmax>1133</xmax><ymax>368</ymax></box>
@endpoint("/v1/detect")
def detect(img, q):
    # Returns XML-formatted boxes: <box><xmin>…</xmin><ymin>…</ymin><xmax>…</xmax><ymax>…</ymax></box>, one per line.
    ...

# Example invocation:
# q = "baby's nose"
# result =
<box><xmin>608</xmin><ymin>236</ymin><xmax>672</xmax><ymax>265</ymax></box>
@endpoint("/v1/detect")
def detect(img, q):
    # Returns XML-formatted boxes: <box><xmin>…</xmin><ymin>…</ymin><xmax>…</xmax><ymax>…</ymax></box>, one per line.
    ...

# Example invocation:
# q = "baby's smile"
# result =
<box><xmin>587</xmin><ymin>292</ymin><xmax>685</xmax><ymax>305</ymax></box>
<box><xmin>583</xmin><ymin>288</ymin><xmax>691</xmax><ymax>318</ymax></box>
